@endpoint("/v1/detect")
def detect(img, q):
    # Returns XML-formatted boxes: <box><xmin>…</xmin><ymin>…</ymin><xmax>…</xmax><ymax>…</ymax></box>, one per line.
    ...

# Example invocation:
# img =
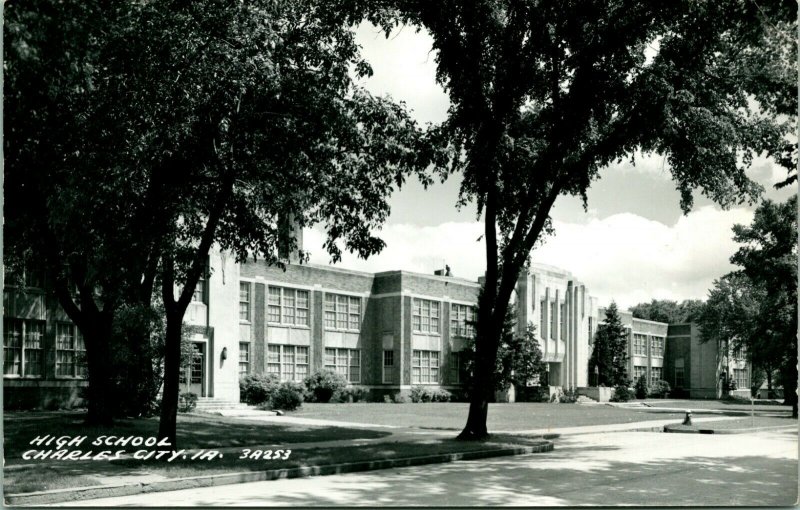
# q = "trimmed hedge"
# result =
<box><xmin>240</xmin><ymin>374</ymin><xmax>281</xmax><ymax>405</ymax></box>
<box><xmin>304</xmin><ymin>370</ymin><xmax>348</xmax><ymax>403</ymax></box>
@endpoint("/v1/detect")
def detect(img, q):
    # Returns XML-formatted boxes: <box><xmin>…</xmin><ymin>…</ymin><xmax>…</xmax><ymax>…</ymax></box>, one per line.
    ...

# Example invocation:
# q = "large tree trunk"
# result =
<box><xmin>83</xmin><ymin>313</ymin><xmax>115</xmax><ymax>426</ymax></box>
<box><xmin>458</xmin><ymin>333</ymin><xmax>498</xmax><ymax>439</ymax></box>
<box><xmin>158</xmin><ymin>308</ymin><xmax>183</xmax><ymax>448</ymax></box>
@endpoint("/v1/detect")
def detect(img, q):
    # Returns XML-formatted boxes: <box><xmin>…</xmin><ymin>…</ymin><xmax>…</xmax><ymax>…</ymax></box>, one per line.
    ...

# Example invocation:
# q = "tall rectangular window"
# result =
<box><xmin>651</xmin><ymin>367</ymin><xmax>663</xmax><ymax>382</ymax></box>
<box><xmin>3</xmin><ymin>318</ymin><xmax>45</xmax><ymax>377</ymax></box>
<box><xmin>3</xmin><ymin>318</ymin><xmax>22</xmax><ymax>375</ymax></box>
<box><xmin>412</xmin><ymin>299</ymin><xmax>440</xmax><ymax>334</ymax></box>
<box><xmin>411</xmin><ymin>350</ymin><xmax>440</xmax><ymax>384</ymax></box>
<box><xmin>633</xmin><ymin>334</ymin><xmax>647</xmax><ymax>356</ymax></box>
<box><xmin>56</xmin><ymin>323</ymin><xmax>87</xmax><ymax>377</ymax></box>
<box><xmin>324</xmin><ymin>348</ymin><xmax>360</xmax><ymax>383</ymax></box>
<box><xmin>650</xmin><ymin>336</ymin><xmax>664</xmax><ymax>358</ymax></box>
<box><xmin>675</xmin><ymin>367</ymin><xmax>685</xmax><ymax>388</ymax></box>
<box><xmin>324</xmin><ymin>293</ymin><xmax>361</xmax><ymax>331</ymax></box>
<box><xmin>588</xmin><ymin>317</ymin><xmax>594</xmax><ymax>345</ymax></box>
<box><xmin>382</xmin><ymin>350</ymin><xmax>394</xmax><ymax>384</ymax></box>
<box><xmin>540</xmin><ymin>300</ymin><xmax>546</xmax><ymax>337</ymax></box>
<box><xmin>633</xmin><ymin>365</ymin><xmax>647</xmax><ymax>382</ymax></box>
<box><xmin>239</xmin><ymin>342</ymin><xmax>250</xmax><ymax>375</ymax></box>
<box><xmin>192</xmin><ymin>272</ymin><xmax>207</xmax><ymax>304</ymax></box>
<box><xmin>267</xmin><ymin>287</ymin><xmax>310</xmax><ymax>326</ymax></box>
<box><xmin>449</xmin><ymin>351</ymin><xmax>468</xmax><ymax>384</ymax></box>
<box><xmin>560</xmin><ymin>303</ymin><xmax>566</xmax><ymax>340</ymax></box>
<box><xmin>549</xmin><ymin>302</ymin><xmax>556</xmax><ymax>339</ymax></box>
<box><xmin>266</xmin><ymin>344</ymin><xmax>309</xmax><ymax>381</ymax></box>
<box><xmin>239</xmin><ymin>282</ymin><xmax>251</xmax><ymax>322</ymax></box>
<box><xmin>450</xmin><ymin>304</ymin><xmax>476</xmax><ymax>338</ymax></box>
<box><xmin>734</xmin><ymin>368</ymin><xmax>748</xmax><ymax>389</ymax></box>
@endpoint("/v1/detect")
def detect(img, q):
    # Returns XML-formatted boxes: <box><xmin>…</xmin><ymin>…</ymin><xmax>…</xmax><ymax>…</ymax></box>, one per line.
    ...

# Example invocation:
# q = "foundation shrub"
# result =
<box><xmin>239</xmin><ymin>373</ymin><xmax>280</xmax><ymax>405</ymax></box>
<box><xmin>178</xmin><ymin>392</ymin><xmax>197</xmax><ymax>413</ymax></box>
<box><xmin>610</xmin><ymin>383</ymin><xmax>634</xmax><ymax>402</ymax></box>
<box><xmin>304</xmin><ymin>369</ymin><xmax>348</xmax><ymax>403</ymax></box>
<box><xmin>266</xmin><ymin>382</ymin><xmax>305</xmax><ymax>411</ymax></box>
<box><xmin>635</xmin><ymin>376</ymin><xmax>648</xmax><ymax>399</ymax></box>
<box><xmin>430</xmin><ymin>388</ymin><xmax>452</xmax><ymax>402</ymax></box>
<box><xmin>335</xmin><ymin>386</ymin><xmax>369</xmax><ymax>403</ymax></box>
<box><xmin>392</xmin><ymin>392</ymin><xmax>407</xmax><ymax>403</ymax></box>
<box><xmin>648</xmin><ymin>380</ymin><xmax>671</xmax><ymax>398</ymax></box>
<box><xmin>560</xmin><ymin>387</ymin><xmax>579</xmax><ymax>403</ymax></box>
<box><xmin>409</xmin><ymin>386</ymin><xmax>432</xmax><ymax>403</ymax></box>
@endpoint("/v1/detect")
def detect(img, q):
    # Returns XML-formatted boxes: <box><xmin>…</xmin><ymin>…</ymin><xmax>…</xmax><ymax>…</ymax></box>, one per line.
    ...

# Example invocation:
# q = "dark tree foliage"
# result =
<box><xmin>630</xmin><ymin>299</ymin><xmax>705</xmax><ymax>324</ymax></box>
<box><xmin>4</xmin><ymin>0</ymin><xmax>444</xmax><ymax>439</ymax></box>
<box><xmin>589</xmin><ymin>303</ymin><xmax>629</xmax><ymax>387</ymax></box>
<box><xmin>699</xmin><ymin>196</ymin><xmax>797</xmax><ymax>416</ymax></box>
<box><xmin>350</xmin><ymin>0</ymin><xmax>797</xmax><ymax>438</ymax></box>
<box><xmin>464</xmin><ymin>305</ymin><xmax>547</xmax><ymax>394</ymax></box>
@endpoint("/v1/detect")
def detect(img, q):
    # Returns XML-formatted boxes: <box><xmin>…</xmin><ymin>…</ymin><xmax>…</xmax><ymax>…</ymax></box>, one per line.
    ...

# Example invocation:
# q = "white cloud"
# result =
<box><xmin>355</xmin><ymin>22</ymin><xmax>450</xmax><ymax>125</ymax></box>
<box><xmin>305</xmin><ymin>206</ymin><xmax>754</xmax><ymax>310</ymax></box>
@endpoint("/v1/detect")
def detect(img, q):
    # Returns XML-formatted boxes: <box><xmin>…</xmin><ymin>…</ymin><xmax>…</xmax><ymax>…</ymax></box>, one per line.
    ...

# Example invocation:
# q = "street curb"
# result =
<box><xmin>663</xmin><ymin>424</ymin><xmax>797</xmax><ymax>434</ymax></box>
<box><xmin>4</xmin><ymin>441</ymin><xmax>553</xmax><ymax>506</ymax></box>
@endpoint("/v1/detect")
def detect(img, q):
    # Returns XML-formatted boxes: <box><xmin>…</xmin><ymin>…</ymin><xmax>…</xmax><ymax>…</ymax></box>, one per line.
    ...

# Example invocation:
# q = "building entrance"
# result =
<box><xmin>180</xmin><ymin>342</ymin><xmax>206</xmax><ymax>397</ymax></box>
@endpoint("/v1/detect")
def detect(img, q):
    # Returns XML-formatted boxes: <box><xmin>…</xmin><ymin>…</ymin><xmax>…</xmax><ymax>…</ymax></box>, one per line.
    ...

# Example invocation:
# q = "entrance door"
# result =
<box><xmin>182</xmin><ymin>342</ymin><xmax>206</xmax><ymax>397</ymax></box>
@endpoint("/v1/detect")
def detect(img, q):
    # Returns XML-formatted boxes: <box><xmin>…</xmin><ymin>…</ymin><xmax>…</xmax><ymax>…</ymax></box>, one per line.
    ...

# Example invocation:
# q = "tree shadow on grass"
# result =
<box><xmin>3</xmin><ymin>411</ymin><xmax>391</xmax><ymax>464</ymax></box>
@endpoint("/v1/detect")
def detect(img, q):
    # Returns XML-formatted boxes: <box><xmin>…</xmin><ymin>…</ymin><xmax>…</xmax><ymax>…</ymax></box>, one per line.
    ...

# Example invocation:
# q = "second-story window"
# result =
<box><xmin>633</xmin><ymin>334</ymin><xmax>647</xmax><ymax>356</ymax></box>
<box><xmin>450</xmin><ymin>304</ymin><xmax>476</xmax><ymax>338</ymax></box>
<box><xmin>560</xmin><ymin>303</ymin><xmax>566</xmax><ymax>339</ymax></box>
<box><xmin>192</xmin><ymin>272</ymin><xmax>207</xmax><ymax>304</ymax></box>
<box><xmin>268</xmin><ymin>286</ymin><xmax>310</xmax><ymax>326</ymax></box>
<box><xmin>412</xmin><ymin>298</ymin><xmax>440</xmax><ymax>334</ymax></box>
<box><xmin>239</xmin><ymin>282</ymin><xmax>251</xmax><ymax>322</ymax></box>
<box><xmin>324</xmin><ymin>293</ymin><xmax>361</xmax><ymax>330</ymax></box>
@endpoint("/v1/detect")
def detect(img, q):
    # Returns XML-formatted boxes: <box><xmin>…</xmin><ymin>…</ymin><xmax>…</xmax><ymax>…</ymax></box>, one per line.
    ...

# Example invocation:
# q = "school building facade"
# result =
<box><xmin>3</xmin><ymin>251</ymin><xmax>750</xmax><ymax>408</ymax></box>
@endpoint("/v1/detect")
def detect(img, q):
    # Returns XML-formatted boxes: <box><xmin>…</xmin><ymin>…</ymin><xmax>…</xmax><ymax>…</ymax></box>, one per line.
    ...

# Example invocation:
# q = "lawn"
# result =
<box><xmin>3</xmin><ymin>411</ymin><xmax>390</xmax><ymax>464</ymax></box>
<box><xmin>3</xmin><ymin>409</ymin><xmax>548</xmax><ymax>495</ymax></box>
<box><xmin>288</xmin><ymin>402</ymin><xmax>697</xmax><ymax>430</ymax></box>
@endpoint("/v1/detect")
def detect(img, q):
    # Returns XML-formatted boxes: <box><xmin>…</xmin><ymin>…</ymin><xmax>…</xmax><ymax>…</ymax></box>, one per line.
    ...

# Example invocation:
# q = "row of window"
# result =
<box><xmin>632</xmin><ymin>334</ymin><xmax>665</xmax><ymax>357</ymax></box>
<box><xmin>239</xmin><ymin>283</ymin><xmax>476</xmax><ymax>337</ymax></box>
<box><xmin>633</xmin><ymin>365</ymin><xmax>663</xmax><ymax>382</ymax></box>
<box><xmin>239</xmin><ymin>344</ymin><xmax>469</xmax><ymax>386</ymax></box>
<box><xmin>3</xmin><ymin>319</ymin><xmax>86</xmax><ymax>378</ymax></box>
<box><xmin>539</xmin><ymin>301</ymin><xmax>568</xmax><ymax>340</ymax></box>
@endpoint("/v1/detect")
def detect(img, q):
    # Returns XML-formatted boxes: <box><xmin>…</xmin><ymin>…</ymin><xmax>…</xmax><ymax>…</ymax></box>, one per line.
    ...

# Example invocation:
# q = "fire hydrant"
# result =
<box><xmin>682</xmin><ymin>409</ymin><xmax>693</xmax><ymax>426</ymax></box>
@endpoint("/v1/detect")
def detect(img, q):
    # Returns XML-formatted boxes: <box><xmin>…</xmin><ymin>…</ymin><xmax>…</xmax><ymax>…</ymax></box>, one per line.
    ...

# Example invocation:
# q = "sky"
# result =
<box><xmin>305</xmin><ymin>23</ymin><xmax>796</xmax><ymax>310</ymax></box>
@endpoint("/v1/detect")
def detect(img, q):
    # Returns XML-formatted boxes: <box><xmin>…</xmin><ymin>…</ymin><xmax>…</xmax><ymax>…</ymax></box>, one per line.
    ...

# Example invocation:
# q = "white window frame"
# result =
<box><xmin>239</xmin><ymin>282</ymin><xmax>251</xmax><ymax>322</ymax></box>
<box><xmin>650</xmin><ymin>336</ymin><xmax>664</xmax><ymax>358</ymax></box>
<box><xmin>325</xmin><ymin>347</ymin><xmax>361</xmax><ymax>383</ymax></box>
<box><xmin>651</xmin><ymin>366</ymin><xmax>663</xmax><ymax>382</ymax></box>
<box><xmin>324</xmin><ymin>293</ymin><xmax>361</xmax><ymax>331</ymax></box>
<box><xmin>633</xmin><ymin>334</ymin><xmax>647</xmax><ymax>357</ymax></box>
<box><xmin>382</xmin><ymin>349</ymin><xmax>394</xmax><ymax>384</ymax></box>
<box><xmin>239</xmin><ymin>342</ymin><xmax>250</xmax><ymax>375</ymax></box>
<box><xmin>55</xmin><ymin>322</ymin><xmax>87</xmax><ymax>378</ymax></box>
<box><xmin>412</xmin><ymin>349</ymin><xmax>440</xmax><ymax>384</ymax></box>
<box><xmin>412</xmin><ymin>298</ymin><xmax>440</xmax><ymax>334</ymax></box>
<box><xmin>267</xmin><ymin>344</ymin><xmax>309</xmax><ymax>381</ymax></box>
<box><xmin>4</xmin><ymin>318</ymin><xmax>45</xmax><ymax>378</ymax></box>
<box><xmin>268</xmin><ymin>286</ymin><xmax>310</xmax><ymax>327</ymax></box>
<box><xmin>450</xmin><ymin>303</ymin><xmax>476</xmax><ymax>338</ymax></box>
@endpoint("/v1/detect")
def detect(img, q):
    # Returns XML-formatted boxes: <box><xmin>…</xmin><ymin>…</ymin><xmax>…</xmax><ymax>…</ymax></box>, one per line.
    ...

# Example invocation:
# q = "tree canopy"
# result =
<box><xmin>358</xmin><ymin>0</ymin><xmax>797</xmax><ymax>438</ymax></box>
<box><xmin>698</xmin><ymin>196</ymin><xmax>797</xmax><ymax>415</ymax></box>
<box><xmin>630</xmin><ymin>299</ymin><xmax>705</xmax><ymax>324</ymax></box>
<box><xmin>4</xmin><ymin>0</ymin><xmax>444</xmax><ymax>435</ymax></box>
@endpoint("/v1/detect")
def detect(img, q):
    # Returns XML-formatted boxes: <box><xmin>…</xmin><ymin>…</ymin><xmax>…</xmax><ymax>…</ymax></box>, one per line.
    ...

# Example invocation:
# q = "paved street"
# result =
<box><xmin>60</xmin><ymin>429</ymin><xmax>797</xmax><ymax>507</ymax></box>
